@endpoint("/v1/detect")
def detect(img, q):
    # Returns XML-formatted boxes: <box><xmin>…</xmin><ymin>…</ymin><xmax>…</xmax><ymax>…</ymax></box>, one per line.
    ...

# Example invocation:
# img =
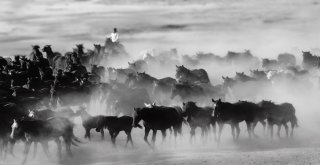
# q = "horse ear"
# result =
<box><xmin>176</xmin><ymin>65</ymin><xmax>178</xmax><ymax>68</ymax></box>
<box><xmin>218</xmin><ymin>99</ymin><xmax>221</xmax><ymax>102</ymax></box>
<box><xmin>222</xmin><ymin>76</ymin><xmax>225</xmax><ymax>80</ymax></box>
<box><xmin>212</xmin><ymin>99</ymin><xmax>215</xmax><ymax>103</ymax></box>
<box><xmin>182</xmin><ymin>102</ymin><xmax>185</xmax><ymax>106</ymax></box>
<box><xmin>133</xmin><ymin>108</ymin><xmax>137</xmax><ymax>112</ymax></box>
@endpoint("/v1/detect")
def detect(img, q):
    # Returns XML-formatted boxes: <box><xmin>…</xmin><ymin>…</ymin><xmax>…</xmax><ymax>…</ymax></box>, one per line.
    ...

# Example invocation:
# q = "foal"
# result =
<box><xmin>75</xmin><ymin>108</ymin><xmax>105</xmax><ymax>140</ymax></box>
<box><xmin>97</xmin><ymin>116</ymin><xmax>137</xmax><ymax>147</ymax></box>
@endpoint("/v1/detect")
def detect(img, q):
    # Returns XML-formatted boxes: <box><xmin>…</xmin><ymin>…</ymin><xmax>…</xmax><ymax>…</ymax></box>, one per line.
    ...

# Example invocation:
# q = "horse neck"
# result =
<box><xmin>45</xmin><ymin>49</ymin><xmax>54</xmax><ymax>58</ymax></box>
<box><xmin>78</xmin><ymin>49</ymin><xmax>84</xmax><ymax>56</ymax></box>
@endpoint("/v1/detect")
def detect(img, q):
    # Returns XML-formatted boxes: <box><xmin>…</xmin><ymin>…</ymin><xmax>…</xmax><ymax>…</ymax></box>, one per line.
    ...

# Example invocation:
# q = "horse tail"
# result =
<box><xmin>291</xmin><ymin>114</ymin><xmax>298</xmax><ymax>128</ymax></box>
<box><xmin>71</xmin><ymin>133</ymin><xmax>83</xmax><ymax>146</ymax></box>
<box><xmin>290</xmin><ymin>104</ymin><xmax>298</xmax><ymax>128</ymax></box>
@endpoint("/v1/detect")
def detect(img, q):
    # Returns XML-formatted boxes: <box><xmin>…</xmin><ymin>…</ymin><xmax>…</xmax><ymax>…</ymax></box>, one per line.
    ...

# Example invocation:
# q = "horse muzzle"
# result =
<box><xmin>133</xmin><ymin>124</ymin><xmax>142</xmax><ymax>129</ymax></box>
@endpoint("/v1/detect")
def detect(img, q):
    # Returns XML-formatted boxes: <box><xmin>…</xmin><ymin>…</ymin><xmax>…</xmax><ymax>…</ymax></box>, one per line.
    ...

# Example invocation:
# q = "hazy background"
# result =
<box><xmin>1</xmin><ymin>0</ymin><xmax>320</xmax><ymax>60</ymax></box>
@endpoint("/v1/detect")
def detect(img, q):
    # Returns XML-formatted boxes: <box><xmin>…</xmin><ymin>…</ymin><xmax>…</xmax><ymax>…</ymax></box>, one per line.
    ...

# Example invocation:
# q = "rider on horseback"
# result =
<box><xmin>110</xmin><ymin>28</ymin><xmax>119</xmax><ymax>43</ymax></box>
<box><xmin>29</xmin><ymin>45</ymin><xmax>43</xmax><ymax>62</ymax></box>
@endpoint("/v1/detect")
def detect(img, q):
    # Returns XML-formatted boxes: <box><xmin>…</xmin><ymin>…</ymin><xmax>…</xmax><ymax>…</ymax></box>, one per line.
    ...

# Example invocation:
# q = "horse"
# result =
<box><xmin>132</xmin><ymin>106</ymin><xmax>184</xmax><ymax>147</ymax></box>
<box><xmin>212</xmin><ymin>99</ymin><xmax>261</xmax><ymax>143</ymax></box>
<box><xmin>182</xmin><ymin>101</ymin><xmax>215</xmax><ymax>142</ymax></box>
<box><xmin>42</xmin><ymin>45</ymin><xmax>62</xmax><ymax>66</ymax></box>
<box><xmin>175</xmin><ymin>65</ymin><xmax>210</xmax><ymax>84</ymax></box>
<box><xmin>302</xmin><ymin>51</ymin><xmax>320</xmax><ymax>69</ymax></box>
<box><xmin>28</xmin><ymin>108</ymin><xmax>76</xmax><ymax>120</ymax></box>
<box><xmin>96</xmin><ymin>116</ymin><xmax>138</xmax><ymax>147</ymax></box>
<box><xmin>10</xmin><ymin>117</ymin><xmax>80</xmax><ymax>164</ymax></box>
<box><xmin>75</xmin><ymin>108</ymin><xmax>105</xmax><ymax>140</ymax></box>
<box><xmin>0</xmin><ymin>102</ymin><xmax>28</xmax><ymax>158</ymax></box>
<box><xmin>128</xmin><ymin>60</ymin><xmax>148</xmax><ymax>72</ymax></box>
<box><xmin>278</xmin><ymin>53</ymin><xmax>296</xmax><ymax>67</ymax></box>
<box><xmin>258</xmin><ymin>100</ymin><xmax>298</xmax><ymax>139</ymax></box>
<box><xmin>91</xmin><ymin>65</ymin><xmax>106</xmax><ymax>79</ymax></box>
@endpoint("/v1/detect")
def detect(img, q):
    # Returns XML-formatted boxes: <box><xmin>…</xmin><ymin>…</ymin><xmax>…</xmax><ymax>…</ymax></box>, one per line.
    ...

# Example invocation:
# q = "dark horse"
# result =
<box><xmin>212</xmin><ymin>99</ymin><xmax>262</xmax><ymax>143</ymax></box>
<box><xmin>182</xmin><ymin>101</ymin><xmax>215</xmax><ymax>142</ymax></box>
<box><xmin>96</xmin><ymin>116</ymin><xmax>138</xmax><ymax>147</ymax></box>
<box><xmin>75</xmin><ymin>108</ymin><xmax>105</xmax><ymax>140</ymax></box>
<box><xmin>175</xmin><ymin>65</ymin><xmax>210</xmax><ymax>84</ymax></box>
<box><xmin>10</xmin><ymin>117</ymin><xmax>80</xmax><ymax>164</ymax></box>
<box><xmin>258</xmin><ymin>100</ymin><xmax>298</xmax><ymax>139</ymax></box>
<box><xmin>132</xmin><ymin>106</ymin><xmax>183</xmax><ymax>147</ymax></box>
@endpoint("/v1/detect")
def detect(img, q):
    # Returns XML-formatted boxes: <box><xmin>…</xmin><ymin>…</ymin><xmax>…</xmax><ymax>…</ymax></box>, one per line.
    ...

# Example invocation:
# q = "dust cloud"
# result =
<box><xmin>1</xmin><ymin>0</ymin><xmax>320</xmax><ymax>164</ymax></box>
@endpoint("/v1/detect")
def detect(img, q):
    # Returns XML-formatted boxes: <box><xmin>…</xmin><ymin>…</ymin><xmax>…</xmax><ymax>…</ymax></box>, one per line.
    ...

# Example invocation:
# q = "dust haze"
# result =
<box><xmin>1</xmin><ymin>0</ymin><xmax>320</xmax><ymax>164</ymax></box>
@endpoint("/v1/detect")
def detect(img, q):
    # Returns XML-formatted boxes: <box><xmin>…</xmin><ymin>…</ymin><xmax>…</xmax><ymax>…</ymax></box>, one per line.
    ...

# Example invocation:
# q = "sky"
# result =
<box><xmin>1</xmin><ymin>0</ymin><xmax>320</xmax><ymax>60</ymax></box>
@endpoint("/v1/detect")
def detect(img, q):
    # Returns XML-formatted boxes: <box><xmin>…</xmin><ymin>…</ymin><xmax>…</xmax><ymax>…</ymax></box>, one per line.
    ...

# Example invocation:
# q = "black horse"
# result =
<box><xmin>258</xmin><ymin>100</ymin><xmax>298</xmax><ymax>139</ymax></box>
<box><xmin>10</xmin><ymin>117</ymin><xmax>80</xmax><ymax>164</ymax></box>
<box><xmin>96</xmin><ymin>116</ymin><xmax>139</xmax><ymax>147</ymax></box>
<box><xmin>132</xmin><ymin>106</ymin><xmax>184</xmax><ymax>147</ymax></box>
<box><xmin>182</xmin><ymin>101</ymin><xmax>215</xmax><ymax>142</ymax></box>
<box><xmin>75</xmin><ymin>108</ymin><xmax>105</xmax><ymax>140</ymax></box>
<box><xmin>0</xmin><ymin>102</ymin><xmax>28</xmax><ymax>158</ymax></box>
<box><xmin>212</xmin><ymin>99</ymin><xmax>261</xmax><ymax>143</ymax></box>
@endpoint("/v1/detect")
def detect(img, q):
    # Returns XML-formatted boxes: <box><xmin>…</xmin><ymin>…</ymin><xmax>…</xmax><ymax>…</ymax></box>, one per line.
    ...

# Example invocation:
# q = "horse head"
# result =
<box><xmin>42</xmin><ymin>45</ymin><xmax>52</xmax><ymax>52</ymax></box>
<box><xmin>10</xmin><ymin>119</ymin><xmax>21</xmax><ymax>139</ymax></box>
<box><xmin>132</xmin><ymin>108</ymin><xmax>143</xmax><ymax>128</ymax></box>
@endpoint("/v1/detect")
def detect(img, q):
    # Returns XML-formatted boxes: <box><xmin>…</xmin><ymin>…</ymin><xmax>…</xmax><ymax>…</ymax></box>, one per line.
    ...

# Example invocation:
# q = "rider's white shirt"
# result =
<box><xmin>110</xmin><ymin>32</ymin><xmax>119</xmax><ymax>43</ymax></box>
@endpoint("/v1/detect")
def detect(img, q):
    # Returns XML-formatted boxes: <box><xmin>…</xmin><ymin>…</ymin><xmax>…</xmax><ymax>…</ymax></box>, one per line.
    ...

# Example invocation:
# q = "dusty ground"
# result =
<box><xmin>1</xmin><ymin>124</ymin><xmax>320</xmax><ymax>165</ymax></box>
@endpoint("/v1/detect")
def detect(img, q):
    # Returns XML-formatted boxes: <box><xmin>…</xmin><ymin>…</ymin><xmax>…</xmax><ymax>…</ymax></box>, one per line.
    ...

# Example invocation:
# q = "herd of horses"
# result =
<box><xmin>1</xmin><ymin>44</ymin><xmax>318</xmax><ymax>164</ymax></box>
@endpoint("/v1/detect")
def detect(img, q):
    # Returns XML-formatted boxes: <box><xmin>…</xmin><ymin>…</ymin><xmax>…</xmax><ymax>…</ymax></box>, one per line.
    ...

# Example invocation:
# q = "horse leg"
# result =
<box><xmin>22</xmin><ymin>141</ymin><xmax>32</xmax><ymax>165</ymax></box>
<box><xmin>64</xmin><ymin>137</ymin><xmax>73</xmax><ymax>157</ymax></box>
<box><xmin>246</xmin><ymin>121</ymin><xmax>252</xmax><ymax>140</ymax></box>
<box><xmin>261</xmin><ymin>120</ymin><xmax>266</xmax><ymax>137</ymax></box>
<box><xmin>290</xmin><ymin>121</ymin><xmax>295</xmax><ymax>138</ymax></box>
<box><xmin>125</xmin><ymin>130</ymin><xmax>133</xmax><ymax>148</ymax></box>
<box><xmin>87</xmin><ymin>129</ymin><xmax>91</xmax><ymax>141</ymax></box>
<box><xmin>84</xmin><ymin>128</ymin><xmax>89</xmax><ymax>139</ymax></box>
<box><xmin>190</xmin><ymin>127</ymin><xmax>196</xmax><ymax>144</ymax></box>
<box><xmin>101</xmin><ymin>128</ymin><xmax>104</xmax><ymax>140</ymax></box>
<box><xmin>212</xmin><ymin>122</ymin><xmax>217</xmax><ymax>141</ymax></box>
<box><xmin>128</xmin><ymin>131</ymin><xmax>134</xmax><ymax>148</ymax></box>
<box><xmin>269</xmin><ymin>124</ymin><xmax>274</xmax><ymax>140</ymax></box>
<box><xmin>8</xmin><ymin>139</ymin><xmax>15</xmax><ymax>157</ymax></box>
<box><xmin>54</xmin><ymin>139</ymin><xmax>62</xmax><ymax>161</ymax></box>
<box><xmin>33</xmin><ymin>142</ymin><xmax>38</xmax><ymax>159</ymax></box>
<box><xmin>218</xmin><ymin>123</ymin><xmax>224</xmax><ymax>144</ymax></box>
<box><xmin>144</xmin><ymin>128</ymin><xmax>151</xmax><ymax>147</ymax></box>
<box><xmin>235</xmin><ymin>123</ymin><xmax>240</xmax><ymax>140</ymax></box>
<box><xmin>231</xmin><ymin>124</ymin><xmax>236</xmax><ymax>142</ymax></box>
<box><xmin>161</xmin><ymin>129</ymin><xmax>166</xmax><ymax>143</ymax></box>
<box><xmin>277</xmin><ymin>124</ymin><xmax>281</xmax><ymax>139</ymax></box>
<box><xmin>252</xmin><ymin>121</ymin><xmax>259</xmax><ymax>138</ymax></box>
<box><xmin>41</xmin><ymin>141</ymin><xmax>50</xmax><ymax>159</ymax></box>
<box><xmin>173</xmin><ymin>127</ymin><xmax>178</xmax><ymax>145</ymax></box>
<box><xmin>152</xmin><ymin>129</ymin><xmax>157</xmax><ymax>146</ymax></box>
<box><xmin>112</xmin><ymin>131</ymin><xmax>119</xmax><ymax>146</ymax></box>
<box><xmin>283</xmin><ymin>123</ymin><xmax>289</xmax><ymax>138</ymax></box>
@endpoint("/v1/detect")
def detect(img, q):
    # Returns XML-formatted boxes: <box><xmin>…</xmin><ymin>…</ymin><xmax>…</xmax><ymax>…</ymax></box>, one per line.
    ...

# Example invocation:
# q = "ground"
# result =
<box><xmin>2</xmin><ymin>123</ymin><xmax>320</xmax><ymax>165</ymax></box>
